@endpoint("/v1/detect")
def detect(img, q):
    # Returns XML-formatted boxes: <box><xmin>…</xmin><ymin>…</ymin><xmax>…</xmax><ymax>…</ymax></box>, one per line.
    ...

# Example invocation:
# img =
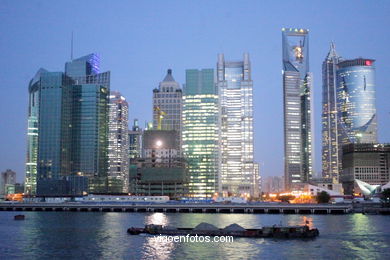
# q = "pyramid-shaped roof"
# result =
<box><xmin>163</xmin><ymin>69</ymin><xmax>175</xmax><ymax>82</ymax></box>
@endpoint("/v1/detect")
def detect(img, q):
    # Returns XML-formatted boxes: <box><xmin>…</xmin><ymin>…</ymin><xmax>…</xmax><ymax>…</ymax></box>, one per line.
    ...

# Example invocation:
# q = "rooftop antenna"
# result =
<box><xmin>71</xmin><ymin>31</ymin><xmax>74</xmax><ymax>61</ymax></box>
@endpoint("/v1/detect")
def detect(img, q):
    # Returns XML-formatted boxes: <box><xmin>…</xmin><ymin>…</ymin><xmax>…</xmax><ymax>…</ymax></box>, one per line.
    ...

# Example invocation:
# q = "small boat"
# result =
<box><xmin>127</xmin><ymin>222</ymin><xmax>319</xmax><ymax>238</ymax></box>
<box><xmin>14</xmin><ymin>215</ymin><xmax>25</xmax><ymax>220</ymax></box>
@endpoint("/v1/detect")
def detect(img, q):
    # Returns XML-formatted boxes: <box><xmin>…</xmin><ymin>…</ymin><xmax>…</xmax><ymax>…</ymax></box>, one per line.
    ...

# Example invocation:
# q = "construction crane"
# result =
<box><xmin>154</xmin><ymin>106</ymin><xmax>166</xmax><ymax>130</ymax></box>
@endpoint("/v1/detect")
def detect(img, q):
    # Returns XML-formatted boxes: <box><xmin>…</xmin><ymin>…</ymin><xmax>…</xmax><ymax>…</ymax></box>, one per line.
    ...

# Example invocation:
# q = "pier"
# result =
<box><xmin>0</xmin><ymin>203</ymin><xmax>353</xmax><ymax>214</ymax></box>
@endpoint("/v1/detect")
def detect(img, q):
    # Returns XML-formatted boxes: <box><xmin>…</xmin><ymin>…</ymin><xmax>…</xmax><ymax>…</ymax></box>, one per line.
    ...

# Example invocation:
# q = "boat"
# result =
<box><xmin>14</xmin><ymin>215</ymin><xmax>25</xmax><ymax>220</ymax></box>
<box><xmin>127</xmin><ymin>222</ymin><xmax>319</xmax><ymax>238</ymax></box>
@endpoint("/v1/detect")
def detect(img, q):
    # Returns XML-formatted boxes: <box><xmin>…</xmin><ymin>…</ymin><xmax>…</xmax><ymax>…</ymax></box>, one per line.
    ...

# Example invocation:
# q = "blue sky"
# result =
<box><xmin>1</xmin><ymin>0</ymin><xmax>390</xmax><ymax>182</ymax></box>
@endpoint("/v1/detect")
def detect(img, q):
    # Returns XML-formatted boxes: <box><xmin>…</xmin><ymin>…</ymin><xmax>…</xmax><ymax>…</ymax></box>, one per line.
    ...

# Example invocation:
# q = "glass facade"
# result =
<box><xmin>282</xmin><ymin>28</ymin><xmax>314</xmax><ymax>190</ymax></box>
<box><xmin>336</xmin><ymin>58</ymin><xmax>377</xmax><ymax>145</ymax></box>
<box><xmin>183</xmin><ymin>69</ymin><xmax>219</xmax><ymax>198</ymax></box>
<box><xmin>26</xmin><ymin>53</ymin><xmax>110</xmax><ymax>196</ymax></box>
<box><xmin>217</xmin><ymin>54</ymin><xmax>257</xmax><ymax>196</ymax></box>
<box><xmin>128</xmin><ymin>119</ymin><xmax>143</xmax><ymax>159</ymax></box>
<box><xmin>108</xmin><ymin>91</ymin><xmax>129</xmax><ymax>193</ymax></box>
<box><xmin>25</xmin><ymin>69</ymin><xmax>46</xmax><ymax>195</ymax></box>
<box><xmin>321</xmin><ymin>43</ymin><xmax>342</xmax><ymax>182</ymax></box>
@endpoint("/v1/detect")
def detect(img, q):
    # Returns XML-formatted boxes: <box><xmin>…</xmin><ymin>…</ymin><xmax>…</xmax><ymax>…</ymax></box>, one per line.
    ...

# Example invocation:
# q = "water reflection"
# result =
<box><xmin>1</xmin><ymin>212</ymin><xmax>389</xmax><ymax>259</ymax></box>
<box><xmin>145</xmin><ymin>213</ymin><xmax>169</xmax><ymax>226</ymax></box>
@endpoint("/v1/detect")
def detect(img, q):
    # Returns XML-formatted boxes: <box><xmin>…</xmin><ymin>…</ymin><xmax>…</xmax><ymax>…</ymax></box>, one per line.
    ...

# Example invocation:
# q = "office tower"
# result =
<box><xmin>282</xmin><ymin>28</ymin><xmax>314</xmax><ymax>190</ymax></box>
<box><xmin>337</xmin><ymin>58</ymin><xmax>377</xmax><ymax>145</ymax></box>
<box><xmin>322</xmin><ymin>43</ymin><xmax>342</xmax><ymax>182</ymax></box>
<box><xmin>0</xmin><ymin>169</ymin><xmax>16</xmax><ymax>196</ymax></box>
<box><xmin>183</xmin><ymin>69</ymin><xmax>219</xmax><ymax>198</ymax></box>
<box><xmin>26</xmin><ymin>69</ymin><xmax>71</xmax><ymax>195</ymax></box>
<box><xmin>129</xmin><ymin>119</ymin><xmax>143</xmax><ymax>159</ymax></box>
<box><xmin>217</xmin><ymin>53</ymin><xmax>256</xmax><ymax>196</ymax></box>
<box><xmin>108</xmin><ymin>91</ymin><xmax>129</xmax><ymax>193</ymax></box>
<box><xmin>25</xmin><ymin>53</ymin><xmax>110</xmax><ymax>196</ymax></box>
<box><xmin>65</xmin><ymin>54</ymin><xmax>110</xmax><ymax>194</ymax></box>
<box><xmin>152</xmin><ymin>69</ymin><xmax>182</xmax><ymax>153</ymax></box>
<box><xmin>341</xmin><ymin>143</ymin><xmax>389</xmax><ymax>195</ymax></box>
<box><xmin>262</xmin><ymin>176</ymin><xmax>284</xmax><ymax>194</ymax></box>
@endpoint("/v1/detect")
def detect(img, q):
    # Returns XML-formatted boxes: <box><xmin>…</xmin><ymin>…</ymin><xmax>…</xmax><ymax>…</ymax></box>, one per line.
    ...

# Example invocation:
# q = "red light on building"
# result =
<box><xmin>365</xmin><ymin>60</ymin><xmax>372</xmax><ymax>66</ymax></box>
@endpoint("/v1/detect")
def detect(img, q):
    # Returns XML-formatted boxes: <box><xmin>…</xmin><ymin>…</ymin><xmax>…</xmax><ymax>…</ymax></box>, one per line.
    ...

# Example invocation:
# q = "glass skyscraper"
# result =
<box><xmin>336</xmin><ymin>58</ymin><xmax>377</xmax><ymax>145</ymax></box>
<box><xmin>217</xmin><ymin>53</ymin><xmax>257</xmax><ymax>196</ymax></box>
<box><xmin>128</xmin><ymin>119</ymin><xmax>143</xmax><ymax>159</ymax></box>
<box><xmin>25</xmin><ymin>54</ymin><xmax>110</xmax><ymax>195</ymax></box>
<box><xmin>108</xmin><ymin>91</ymin><xmax>129</xmax><ymax>193</ymax></box>
<box><xmin>183</xmin><ymin>69</ymin><xmax>219</xmax><ymax>198</ymax></box>
<box><xmin>322</xmin><ymin>43</ymin><xmax>342</xmax><ymax>182</ymax></box>
<box><xmin>282</xmin><ymin>28</ymin><xmax>314</xmax><ymax>190</ymax></box>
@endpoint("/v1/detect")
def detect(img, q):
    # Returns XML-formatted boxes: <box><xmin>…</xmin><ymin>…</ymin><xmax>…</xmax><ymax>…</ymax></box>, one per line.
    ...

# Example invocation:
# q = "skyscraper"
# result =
<box><xmin>337</xmin><ymin>58</ymin><xmax>377</xmax><ymax>145</ymax></box>
<box><xmin>152</xmin><ymin>69</ymin><xmax>182</xmax><ymax>154</ymax></box>
<box><xmin>0</xmin><ymin>169</ymin><xmax>16</xmax><ymax>196</ymax></box>
<box><xmin>108</xmin><ymin>91</ymin><xmax>129</xmax><ymax>193</ymax></box>
<box><xmin>183</xmin><ymin>69</ymin><xmax>219</xmax><ymax>198</ymax></box>
<box><xmin>65</xmin><ymin>54</ymin><xmax>110</xmax><ymax>194</ymax></box>
<box><xmin>25</xmin><ymin>53</ymin><xmax>110</xmax><ymax>196</ymax></box>
<box><xmin>217</xmin><ymin>53</ymin><xmax>256</xmax><ymax>196</ymax></box>
<box><xmin>128</xmin><ymin>119</ymin><xmax>143</xmax><ymax>159</ymax></box>
<box><xmin>322</xmin><ymin>43</ymin><xmax>342</xmax><ymax>182</ymax></box>
<box><xmin>282</xmin><ymin>28</ymin><xmax>314</xmax><ymax>190</ymax></box>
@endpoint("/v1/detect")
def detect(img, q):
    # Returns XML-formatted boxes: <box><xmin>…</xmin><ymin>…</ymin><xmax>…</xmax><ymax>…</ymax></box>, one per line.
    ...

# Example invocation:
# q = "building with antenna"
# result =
<box><xmin>25</xmin><ymin>53</ymin><xmax>110</xmax><ymax>196</ymax></box>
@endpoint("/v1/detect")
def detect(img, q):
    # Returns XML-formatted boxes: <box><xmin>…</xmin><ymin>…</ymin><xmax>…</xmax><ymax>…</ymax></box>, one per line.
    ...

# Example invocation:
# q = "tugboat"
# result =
<box><xmin>127</xmin><ymin>222</ymin><xmax>319</xmax><ymax>238</ymax></box>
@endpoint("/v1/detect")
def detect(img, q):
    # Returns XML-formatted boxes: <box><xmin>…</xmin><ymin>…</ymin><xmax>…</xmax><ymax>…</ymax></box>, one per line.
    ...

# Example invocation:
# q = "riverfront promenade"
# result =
<box><xmin>0</xmin><ymin>202</ymin><xmax>354</xmax><ymax>214</ymax></box>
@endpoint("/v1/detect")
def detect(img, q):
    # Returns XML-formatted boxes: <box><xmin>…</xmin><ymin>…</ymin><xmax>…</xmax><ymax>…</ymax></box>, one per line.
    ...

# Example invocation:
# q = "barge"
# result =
<box><xmin>128</xmin><ymin>222</ymin><xmax>319</xmax><ymax>238</ymax></box>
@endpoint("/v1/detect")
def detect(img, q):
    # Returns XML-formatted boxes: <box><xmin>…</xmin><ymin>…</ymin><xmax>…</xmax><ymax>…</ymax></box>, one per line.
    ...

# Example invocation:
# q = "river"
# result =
<box><xmin>0</xmin><ymin>212</ymin><xmax>389</xmax><ymax>259</ymax></box>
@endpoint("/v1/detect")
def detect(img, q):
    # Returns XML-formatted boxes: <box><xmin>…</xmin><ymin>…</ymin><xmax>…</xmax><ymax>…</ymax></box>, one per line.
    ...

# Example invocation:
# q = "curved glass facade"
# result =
<box><xmin>337</xmin><ymin>58</ymin><xmax>377</xmax><ymax>144</ymax></box>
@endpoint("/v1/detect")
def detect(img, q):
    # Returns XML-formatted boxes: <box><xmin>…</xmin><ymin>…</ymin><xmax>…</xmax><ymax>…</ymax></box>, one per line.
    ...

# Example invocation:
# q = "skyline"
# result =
<box><xmin>1</xmin><ymin>1</ymin><xmax>390</xmax><ymax>183</ymax></box>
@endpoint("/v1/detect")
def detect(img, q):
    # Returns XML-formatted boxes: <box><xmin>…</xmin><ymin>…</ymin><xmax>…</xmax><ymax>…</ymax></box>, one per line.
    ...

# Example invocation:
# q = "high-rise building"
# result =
<box><xmin>322</xmin><ymin>43</ymin><xmax>342</xmax><ymax>182</ymax></box>
<box><xmin>152</xmin><ymin>69</ymin><xmax>182</xmax><ymax>153</ymax></box>
<box><xmin>25</xmin><ymin>53</ymin><xmax>110</xmax><ymax>196</ymax></box>
<box><xmin>282</xmin><ymin>28</ymin><xmax>314</xmax><ymax>190</ymax></box>
<box><xmin>262</xmin><ymin>176</ymin><xmax>284</xmax><ymax>194</ymax></box>
<box><xmin>340</xmin><ymin>143</ymin><xmax>389</xmax><ymax>195</ymax></box>
<box><xmin>336</xmin><ymin>58</ymin><xmax>377</xmax><ymax>145</ymax></box>
<box><xmin>0</xmin><ymin>169</ymin><xmax>16</xmax><ymax>196</ymax></box>
<box><xmin>129</xmin><ymin>119</ymin><xmax>143</xmax><ymax>159</ymax></box>
<box><xmin>183</xmin><ymin>69</ymin><xmax>219</xmax><ymax>198</ymax></box>
<box><xmin>108</xmin><ymin>91</ymin><xmax>129</xmax><ymax>193</ymax></box>
<box><xmin>217</xmin><ymin>53</ymin><xmax>256</xmax><ymax>196</ymax></box>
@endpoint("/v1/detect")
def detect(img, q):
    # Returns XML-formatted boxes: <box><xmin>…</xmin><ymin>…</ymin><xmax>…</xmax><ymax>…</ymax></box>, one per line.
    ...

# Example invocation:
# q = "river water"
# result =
<box><xmin>0</xmin><ymin>212</ymin><xmax>389</xmax><ymax>259</ymax></box>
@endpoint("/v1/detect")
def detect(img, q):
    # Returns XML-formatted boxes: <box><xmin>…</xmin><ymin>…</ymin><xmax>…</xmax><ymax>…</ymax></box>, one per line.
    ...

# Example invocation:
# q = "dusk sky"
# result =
<box><xmin>1</xmin><ymin>0</ymin><xmax>390</xmax><ymax>183</ymax></box>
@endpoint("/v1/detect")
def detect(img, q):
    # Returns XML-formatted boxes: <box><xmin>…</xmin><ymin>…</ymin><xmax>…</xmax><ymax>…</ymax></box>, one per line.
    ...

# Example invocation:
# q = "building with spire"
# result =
<box><xmin>322</xmin><ymin>43</ymin><xmax>342</xmax><ymax>182</ymax></box>
<box><xmin>282</xmin><ymin>28</ymin><xmax>314</xmax><ymax>190</ymax></box>
<box><xmin>108</xmin><ymin>91</ymin><xmax>129</xmax><ymax>193</ymax></box>
<box><xmin>152</xmin><ymin>69</ymin><xmax>182</xmax><ymax>154</ymax></box>
<box><xmin>217</xmin><ymin>53</ymin><xmax>257</xmax><ymax>196</ymax></box>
